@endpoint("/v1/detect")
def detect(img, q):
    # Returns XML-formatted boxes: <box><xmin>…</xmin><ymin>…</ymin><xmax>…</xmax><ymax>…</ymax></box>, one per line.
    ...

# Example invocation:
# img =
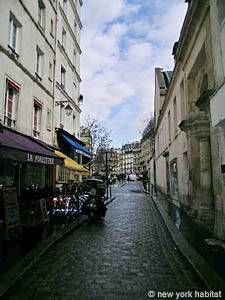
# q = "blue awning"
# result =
<box><xmin>61</xmin><ymin>134</ymin><xmax>92</xmax><ymax>158</ymax></box>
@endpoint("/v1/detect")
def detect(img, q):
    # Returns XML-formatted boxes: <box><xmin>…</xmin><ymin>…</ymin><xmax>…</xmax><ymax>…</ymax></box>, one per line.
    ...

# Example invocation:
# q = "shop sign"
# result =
<box><xmin>3</xmin><ymin>187</ymin><xmax>20</xmax><ymax>229</ymax></box>
<box><xmin>27</xmin><ymin>153</ymin><xmax>54</xmax><ymax>165</ymax></box>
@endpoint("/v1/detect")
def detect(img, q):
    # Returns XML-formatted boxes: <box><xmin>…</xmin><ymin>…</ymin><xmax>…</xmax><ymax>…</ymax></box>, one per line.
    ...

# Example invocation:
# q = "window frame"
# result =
<box><xmin>36</xmin><ymin>46</ymin><xmax>44</xmax><ymax>79</ymax></box>
<box><xmin>4</xmin><ymin>79</ymin><xmax>20</xmax><ymax>128</ymax></box>
<box><xmin>63</xmin><ymin>0</ymin><xmax>67</xmax><ymax>14</ymax></box>
<box><xmin>33</xmin><ymin>100</ymin><xmax>42</xmax><ymax>138</ymax></box>
<box><xmin>168</xmin><ymin>110</ymin><xmax>171</xmax><ymax>143</ymax></box>
<box><xmin>61</xmin><ymin>65</ymin><xmax>66</xmax><ymax>89</ymax></box>
<box><xmin>48</xmin><ymin>61</ymin><xmax>53</xmax><ymax>81</ymax></box>
<box><xmin>62</xmin><ymin>27</ymin><xmax>66</xmax><ymax>49</ymax></box>
<box><xmin>38</xmin><ymin>0</ymin><xmax>46</xmax><ymax>30</ymax></box>
<box><xmin>46</xmin><ymin>109</ymin><xmax>52</xmax><ymax>131</ymax></box>
<box><xmin>8</xmin><ymin>12</ymin><xmax>21</xmax><ymax>55</ymax></box>
<box><xmin>50</xmin><ymin>19</ymin><xmax>54</xmax><ymax>37</ymax></box>
<box><xmin>173</xmin><ymin>97</ymin><xmax>177</xmax><ymax>136</ymax></box>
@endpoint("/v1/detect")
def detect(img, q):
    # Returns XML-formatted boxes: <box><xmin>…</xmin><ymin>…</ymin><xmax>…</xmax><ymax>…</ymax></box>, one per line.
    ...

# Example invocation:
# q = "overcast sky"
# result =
<box><xmin>80</xmin><ymin>0</ymin><xmax>187</xmax><ymax>147</ymax></box>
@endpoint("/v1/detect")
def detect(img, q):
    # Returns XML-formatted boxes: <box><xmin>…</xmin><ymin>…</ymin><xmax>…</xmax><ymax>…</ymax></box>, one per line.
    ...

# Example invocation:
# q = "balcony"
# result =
<box><xmin>4</xmin><ymin>116</ymin><xmax>16</xmax><ymax>128</ymax></box>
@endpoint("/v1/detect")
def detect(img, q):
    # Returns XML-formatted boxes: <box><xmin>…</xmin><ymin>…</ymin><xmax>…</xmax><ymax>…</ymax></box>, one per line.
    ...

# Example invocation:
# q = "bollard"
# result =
<box><xmin>110</xmin><ymin>186</ymin><xmax>112</xmax><ymax>199</ymax></box>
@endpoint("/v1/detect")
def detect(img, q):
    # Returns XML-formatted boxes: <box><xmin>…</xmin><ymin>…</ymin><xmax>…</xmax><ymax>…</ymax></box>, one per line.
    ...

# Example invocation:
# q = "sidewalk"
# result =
<box><xmin>0</xmin><ymin>191</ymin><xmax>117</xmax><ymax>298</ymax></box>
<box><xmin>151</xmin><ymin>190</ymin><xmax>225</xmax><ymax>292</ymax></box>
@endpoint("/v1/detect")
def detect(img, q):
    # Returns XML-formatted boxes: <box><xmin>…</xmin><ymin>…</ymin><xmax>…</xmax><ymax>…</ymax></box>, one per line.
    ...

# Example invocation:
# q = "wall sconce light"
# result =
<box><xmin>78</xmin><ymin>94</ymin><xmax>83</xmax><ymax>104</ymax></box>
<box><xmin>55</xmin><ymin>100</ymin><xmax>73</xmax><ymax>116</ymax></box>
<box><xmin>65</xmin><ymin>103</ymin><xmax>72</xmax><ymax>116</ymax></box>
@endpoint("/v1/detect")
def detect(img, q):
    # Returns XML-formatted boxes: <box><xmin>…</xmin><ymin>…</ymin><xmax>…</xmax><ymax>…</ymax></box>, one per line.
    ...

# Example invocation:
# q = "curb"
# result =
<box><xmin>151</xmin><ymin>195</ymin><xmax>225</xmax><ymax>293</ymax></box>
<box><xmin>105</xmin><ymin>196</ymin><xmax>116</xmax><ymax>206</ymax></box>
<box><xmin>0</xmin><ymin>215</ymin><xmax>88</xmax><ymax>298</ymax></box>
<box><xmin>0</xmin><ymin>197</ymin><xmax>117</xmax><ymax>298</ymax></box>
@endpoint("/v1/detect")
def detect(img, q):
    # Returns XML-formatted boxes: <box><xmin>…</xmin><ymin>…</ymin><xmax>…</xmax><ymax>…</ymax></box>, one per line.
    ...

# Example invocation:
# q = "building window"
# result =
<box><xmin>62</xmin><ymin>27</ymin><xmax>66</xmax><ymax>49</ymax></box>
<box><xmin>63</xmin><ymin>0</ymin><xmax>67</xmax><ymax>14</ymax></box>
<box><xmin>47</xmin><ymin>109</ymin><xmax>52</xmax><ymax>130</ymax></box>
<box><xmin>73</xmin><ymin>82</ymin><xmax>77</xmax><ymax>101</ymax></box>
<box><xmin>180</xmin><ymin>80</ymin><xmax>186</xmax><ymax>120</ymax></box>
<box><xmin>173</xmin><ymin>97</ymin><xmax>177</xmax><ymax>136</ymax></box>
<box><xmin>8</xmin><ymin>12</ymin><xmax>21</xmax><ymax>54</ymax></box>
<box><xmin>170</xmin><ymin>160</ymin><xmax>179</xmax><ymax>197</ymax></box>
<box><xmin>73</xmin><ymin>114</ymin><xmax>76</xmax><ymax>134</ymax></box>
<box><xmin>73</xmin><ymin>50</ymin><xmax>76</xmax><ymax>67</ymax></box>
<box><xmin>36</xmin><ymin>46</ymin><xmax>44</xmax><ymax>78</ymax></box>
<box><xmin>61</xmin><ymin>66</ymin><xmax>66</xmax><ymax>88</ymax></box>
<box><xmin>33</xmin><ymin>101</ymin><xmax>42</xmax><ymax>138</ymax></box>
<box><xmin>217</xmin><ymin>0</ymin><xmax>225</xmax><ymax>25</ymax></box>
<box><xmin>4</xmin><ymin>79</ymin><xmax>20</xmax><ymax>128</ymax></box>
<box><xmin>38</xmin><ymin>0</ymin><xmax>45</xmax><ymax>29</ymax></box>
<box><xmin>74</xmin><ymin>20</ymin><xmax>77</xmax><ymax>35</ymax></box>
<box><xmin>168</xmin><ymin>110</ymin><xmax>171</xmax><ymax>143</ymax></box>
<box><xmin>50</xmin><ymin>19</ymin><xmax>54</xmax><ymax>37</ymax></box>
<box><xmin>48</xmin><ymin>61</ymin><xmax>53</xmax><ymax>81</ymax></box>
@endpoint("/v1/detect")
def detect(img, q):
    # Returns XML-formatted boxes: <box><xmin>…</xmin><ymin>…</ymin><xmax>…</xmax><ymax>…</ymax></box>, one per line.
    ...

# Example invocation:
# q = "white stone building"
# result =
<box><xmin>0</xmin><ymin>0</ymin><xmax>90</xmax><ymax>188</ymax></box>
<box><xmin>121</xmin><ymin>142</ymin><xmax>139</xmax><ymax>175</ymax></box>
<box><xmin>54</xmin><ymin>0</ymin><xmax>82</xmax><ymax>138</ymax></box>
<box><xmin>153</xmin><ymin>0</ymin><xmax>225</xmax><ymax>240</ymax></box>
<box><xmin>0</xmin><ymin>0</ymin><xmax>57</xmax><ymax>145</ymax></box>
<box><xmin>209</xmin><ymin>0</ymin><xmax>225</xmax><ymax>239</ymax></box>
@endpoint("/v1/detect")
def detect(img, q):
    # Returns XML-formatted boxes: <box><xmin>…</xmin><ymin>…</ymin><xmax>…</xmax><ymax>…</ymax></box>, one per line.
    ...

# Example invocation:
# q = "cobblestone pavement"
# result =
<box><xmin>4</xmin><ymin>182</ymin><xmax>205</xmax><ymax>300</ymax></box>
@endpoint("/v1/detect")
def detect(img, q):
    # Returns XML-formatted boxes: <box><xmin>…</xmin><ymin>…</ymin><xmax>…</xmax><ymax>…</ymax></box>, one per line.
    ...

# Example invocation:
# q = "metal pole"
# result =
<box><xmin>106</xmin><ymin>151</ymin><xmax>109</xmax><ymax>199</ymax></box>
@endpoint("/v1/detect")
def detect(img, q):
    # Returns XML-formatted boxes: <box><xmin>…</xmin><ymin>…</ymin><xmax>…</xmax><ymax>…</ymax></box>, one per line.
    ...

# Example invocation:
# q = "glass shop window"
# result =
<box><xmin>22</xmin><ymin>164</ymin><xmax>46</xmax><ymax>190</ymax></box>
<box><xmin>0</xmin><ymin>159</ymin><xmax>15</xmax><ymax>188</ymax></box>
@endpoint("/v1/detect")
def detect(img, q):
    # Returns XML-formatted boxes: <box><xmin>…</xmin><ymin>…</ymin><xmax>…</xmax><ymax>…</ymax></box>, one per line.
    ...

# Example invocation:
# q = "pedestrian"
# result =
<box><xmin>142</xmin><ymin>171</ymin><xmax>148</xmax><ymax>192</ymax></box>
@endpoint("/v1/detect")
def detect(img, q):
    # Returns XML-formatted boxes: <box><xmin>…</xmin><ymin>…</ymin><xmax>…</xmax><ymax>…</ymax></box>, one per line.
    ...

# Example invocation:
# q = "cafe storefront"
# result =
<box><xmin>0</xmin><ymin>126</ymin><xmax>63</xmax><ymax>261</ymax></box>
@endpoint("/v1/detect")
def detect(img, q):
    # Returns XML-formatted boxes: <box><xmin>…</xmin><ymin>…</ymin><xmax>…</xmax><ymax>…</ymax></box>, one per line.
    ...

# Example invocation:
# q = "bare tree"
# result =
<box><xmin>82</xmin><ymin>116</ymin><xmax>112</xmax><ymax>153</ymax></box>
<box><xmin>82</xmin><ymin>116</ymin><xmax>112</xmax><ymax>175</ymax></box>
<box><xmin>142</xmin><ymin>114</ymin><xmax>155</xmax><ymax>138</ymax></box>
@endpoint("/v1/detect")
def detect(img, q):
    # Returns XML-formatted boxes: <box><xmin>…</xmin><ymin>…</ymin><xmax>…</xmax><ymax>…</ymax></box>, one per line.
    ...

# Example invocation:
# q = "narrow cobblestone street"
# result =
<box><xmin>4</xmin><ymin>182</ymin><xmax>205</xmax><ymax>300</ymax></box>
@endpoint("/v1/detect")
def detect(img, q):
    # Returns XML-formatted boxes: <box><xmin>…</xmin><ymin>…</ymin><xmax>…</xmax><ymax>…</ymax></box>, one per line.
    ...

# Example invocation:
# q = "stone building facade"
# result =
<box><xmin>54</xmin><ymin>0</ymin><xmax>82</xmax><ymax>139</ymax></box>
<box><xmin>209</xmin><ymin>0</ymin><xmax>225</xmax><ymax>239</ymax></box>
<box><xmin>121</xmin><ymin>142</ymin><xmax>139</xmax><ymax>175</ymax></box>
<box><xmin>154</xmin><ymin>0</ymin><xmax>225</xmax><ymax>240</ymax></box>
<box><xmin>133</xmin><ymin>142</ymin><xmax>141</xmax><ymax>176</ymax></box>
<box><xmin>0</xmin><ymin>0</ymin><xmax>57</xmax><ymax>145</ymax></box>
<box><xmin>140</xmin><ymin>119</ymin><xmax>155</xmax><ymax>180</ymax></box>
<box><xmin>0</xmin><ymin>0</ymin><xmax>83</xmax><ymax>146</ymax></box>
<box><xmin>0</xmin><ymin>0</ymin><xmax>90</xmax><ymax>186</ymax></box>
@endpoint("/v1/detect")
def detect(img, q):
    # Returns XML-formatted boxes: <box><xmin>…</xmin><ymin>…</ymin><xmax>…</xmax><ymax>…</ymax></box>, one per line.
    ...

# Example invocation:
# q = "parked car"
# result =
<box><xmin>128</xmin><ymin>174</ymin><xmax>137</xmax><ymax>181</ymax></box>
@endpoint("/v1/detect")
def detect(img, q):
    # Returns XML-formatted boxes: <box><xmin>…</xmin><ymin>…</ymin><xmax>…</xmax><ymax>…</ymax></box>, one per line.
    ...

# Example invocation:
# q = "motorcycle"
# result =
<box><xmin>79</xmin><ymin>178</ymin><xmax>107</xmax><ymax>221</ymax></box>
<box><xmin>79</xmin><ymin>193</ymin><xmax>107</xmax><ymax>222</ymax></box>
<box><xmin>49</xmin><ymin>194</ymin><xmax>78</xmax><ymax>225</ymax></box>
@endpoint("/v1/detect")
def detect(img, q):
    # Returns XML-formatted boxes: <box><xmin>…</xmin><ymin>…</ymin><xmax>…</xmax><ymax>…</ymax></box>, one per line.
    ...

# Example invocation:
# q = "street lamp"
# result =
<box><xmin>64</xmin><ymin>103</ymin><xmax>72</xmax><ymax>116</ymax></box>
<box><xmin>105</xmin><ymin>149</ymin><xmax>113</xmax><ymax>199</ymax></box>
<box><xmin>55</xmin><ymin>100</ymin><xmax>73</xmax><ymax>116</ymax></box>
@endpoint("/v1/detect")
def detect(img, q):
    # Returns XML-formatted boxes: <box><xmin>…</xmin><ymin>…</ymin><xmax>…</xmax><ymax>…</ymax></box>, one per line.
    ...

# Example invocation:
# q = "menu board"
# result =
<box><xmin>40</xmin><ymin>198</ymin><xmax>49</xmax><ymax>222</ymax></box>
<box><xmin>3</xmin><ymin>187</ymin><xmax>20</xmax><ymax>229</ymax></box>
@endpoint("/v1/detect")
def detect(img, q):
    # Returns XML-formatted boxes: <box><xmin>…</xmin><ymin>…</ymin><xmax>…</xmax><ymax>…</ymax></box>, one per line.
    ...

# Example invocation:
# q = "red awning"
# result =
<box><xmin>0</xmin><ymin>127</ymin><xmax>63</xmax><ymax>165</ymax></box>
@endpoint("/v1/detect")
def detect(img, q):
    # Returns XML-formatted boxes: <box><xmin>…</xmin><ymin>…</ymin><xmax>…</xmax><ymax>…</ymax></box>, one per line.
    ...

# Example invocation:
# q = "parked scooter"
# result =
<box><xmin>79</xmin><ymin>178</ymin><xmax>107</xmax><ymax>221</ymax></box>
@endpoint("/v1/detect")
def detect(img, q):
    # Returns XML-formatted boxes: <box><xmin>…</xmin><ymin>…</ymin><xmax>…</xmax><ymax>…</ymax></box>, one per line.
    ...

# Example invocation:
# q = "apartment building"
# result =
<box><xmin>121</xmin><ymin>142</ymin><xmax>139</xmax><ymax>175</ymax></box>
<box><xmin>133</xmin><ymin>142</ymin><xmax>141</xmax><ymax>176</ymax></box>
<box><xmin>0</xmin><ymin>0</ymin><xmax>57</xmax><ymax>145</ymax></box>
<box><xmin>153</xmin><ymin>0</ymin><xmax>225</xmax><ymax>239</ymax></box>
<box><xmin>54</xmin><ymin>0</ymin><xmax>82</xmax><ymax>138</ymax></box>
